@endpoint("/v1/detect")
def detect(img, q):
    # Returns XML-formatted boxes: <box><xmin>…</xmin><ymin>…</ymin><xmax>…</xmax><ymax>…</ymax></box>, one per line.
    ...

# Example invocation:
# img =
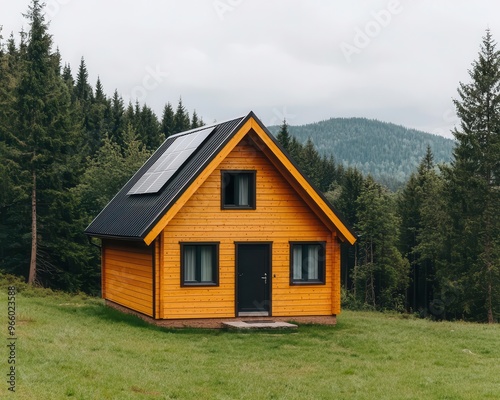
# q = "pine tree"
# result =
<box><xmin>74</xmin><ymin>57</ymin><xmax>92</xmax><ymax>103</ymax></box>
<box><xmin>161</xmin><ymin>102</ymin><xmax>175</xmax><ymax>138</ymax></box>
<box><xmin>0</xmin><ymin>32</ymin><xmax>24</xmax><ymax>269</ymax></box>
<box><xmin>276</xmin><ymin>119</ymin><xmax>291</xmax><ymax>151</ymax></box>
<box><xmin>398</xmin><ymin>146</ymin><xmax>438</xmax><ymax>315</ymax></box>
<box><xmin>94</xmin><ymin>76</ymin><xmax>105</xmax><ymax>103</ymax></box>
<box><xmin>447</xmin><ymin>29</ymin><xmax>500</xmax><ymax>322</ymax></box>
<box><xmin>84</xmin><ymin>77</ymin><xmax>108</xmax><ymax>155</ymax></box>
<box><xmin>110</xmin><ymin>89</ymin><xmax>125</xmax><ymax>146</ymax></box>
<box><xmin>336</xmin><ymin>167</ymin><xmax>364</xmax><ymax>227</ymax></box>
<box><xmin>300</xmin><ymin>138</ymin><xmax>322</xmax><ymax>188</ymax></box>
<box><xmin>355</xmin><ymin>177</ymin><xmax>409</xmax><ymax>310</ymax></box>
<box><xmin>191</xmin><ymin>109</ymin><xmax>201</xmax><ymax>129</ymax></box>
<box><xmin>138</xmin><ymin>104</ymin><xmax>162</xmax><ymax>150</ymax></box>
<box><xmin>15</xmin><ymin>0</ymin><xmax>78</xmax><ymax>284</ymax></box>
<box><xmin>173</xmin><ymin>97</ymin><xmax>190</xmax><ymax>133</ymax></box>
<box><xmin>415</xmin><ymin>168</ymin><xmax>451</xmax><ymax>319</ymax></box>
<box><xmin>61</xmin><ymin>63</ymin><xmax>74</xmax><ymax>95</ymax></box>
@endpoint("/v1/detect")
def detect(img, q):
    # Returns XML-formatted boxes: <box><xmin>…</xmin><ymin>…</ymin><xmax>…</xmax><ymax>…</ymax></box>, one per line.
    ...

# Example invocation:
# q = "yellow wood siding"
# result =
<box><xmin>102</xmin><ymin>240</ymin><xmax>154</xmax><ymax>317</ymax></box>
<box><xmin>160</xmin><ymin>138</ymin><xmax>339</xmax><ymax>319</ymax></box>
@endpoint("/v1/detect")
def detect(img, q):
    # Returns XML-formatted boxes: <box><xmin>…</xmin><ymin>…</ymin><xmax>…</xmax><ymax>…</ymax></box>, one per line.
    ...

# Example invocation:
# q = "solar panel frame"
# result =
<box><xmin>127</xmin><ymin>126</ymin><xmax>214</xmax><ymax>195</ymax></box>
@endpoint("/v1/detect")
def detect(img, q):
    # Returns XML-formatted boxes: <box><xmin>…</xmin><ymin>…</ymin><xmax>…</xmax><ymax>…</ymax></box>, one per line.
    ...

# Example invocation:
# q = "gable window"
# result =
<box><xmin>221</xmin><ymin>171</ymin><xmax>256</xmax><ymax>209</ymax></box>
<box><xmin>181</xmin><ymin>243</ymin><xmax>219</xmax><ymax>286</ymax></box>
<box><xmin>290</xmin><ymin>242</ymin><xmax>325</xmax><ymax>284</ymax></box>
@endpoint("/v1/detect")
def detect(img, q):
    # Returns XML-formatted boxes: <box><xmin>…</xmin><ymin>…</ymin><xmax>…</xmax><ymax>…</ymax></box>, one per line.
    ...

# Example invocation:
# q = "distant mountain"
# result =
<box><xmin>268</xmin><ymin>118</ymin><xmax>455</xmax><ymax>190</ymax></box>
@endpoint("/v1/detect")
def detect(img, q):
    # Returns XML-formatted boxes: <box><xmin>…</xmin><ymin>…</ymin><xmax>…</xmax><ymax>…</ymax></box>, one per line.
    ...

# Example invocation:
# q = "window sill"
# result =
<box><xmin>221</xmin><ymin>205</ymin><xmax>256</xmax><ymax>210</ymax></box>
<box><xmin>181</xmin><ymin>282</ymin><xmax>219</xmax><ymax>287</ymax></box>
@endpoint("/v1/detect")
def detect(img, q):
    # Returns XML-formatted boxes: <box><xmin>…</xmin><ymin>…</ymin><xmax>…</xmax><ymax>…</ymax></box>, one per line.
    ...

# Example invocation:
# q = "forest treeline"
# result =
<box><xmin>0</xmin><ymin>2</ymin><xmax>203</xmax><ymax>294</ymax></box>
<box><xmin>269</xmin><ymin>118</ymin><xmax>455</xmax><ymax>190</ymax></box>
<box><xmin>1</xmin><ymin>2</ymin><xmax>498</xmax><ymax>322</ymax></box>
<box><xmin>273</xmin><ymin>31</ymin><xmax>499</xmax><ymax>323</ymax></box>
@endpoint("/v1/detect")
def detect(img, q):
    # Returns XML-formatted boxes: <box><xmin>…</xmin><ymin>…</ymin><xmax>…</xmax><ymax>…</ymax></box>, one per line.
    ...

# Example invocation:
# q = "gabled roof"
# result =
<box><xmin>85</xmin><ymin>112</ymin><xmax>357</xmax><ymax>245</ymax></box>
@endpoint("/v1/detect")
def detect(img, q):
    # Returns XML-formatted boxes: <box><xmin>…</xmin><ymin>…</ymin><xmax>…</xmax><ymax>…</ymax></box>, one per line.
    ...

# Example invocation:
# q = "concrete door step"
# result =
<box><xmin>222</xmin><ymin>320</ymin><xmax>298</xmax><ymax>330</ymax></box>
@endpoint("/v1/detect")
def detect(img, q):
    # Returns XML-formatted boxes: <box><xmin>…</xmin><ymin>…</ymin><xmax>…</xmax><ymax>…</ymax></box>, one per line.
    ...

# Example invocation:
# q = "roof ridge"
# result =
<box><xmin>169</xmin><ymin>115</ymin><xmax>246</xmax><ymax>139</ymax></box>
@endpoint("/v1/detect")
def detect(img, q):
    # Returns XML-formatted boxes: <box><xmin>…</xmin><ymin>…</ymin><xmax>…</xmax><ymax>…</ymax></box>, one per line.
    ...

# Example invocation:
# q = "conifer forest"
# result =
<box><xmin>1</xmin><ymin>1</ymin><xmax>499</xmax><ymax>322</ymax></box>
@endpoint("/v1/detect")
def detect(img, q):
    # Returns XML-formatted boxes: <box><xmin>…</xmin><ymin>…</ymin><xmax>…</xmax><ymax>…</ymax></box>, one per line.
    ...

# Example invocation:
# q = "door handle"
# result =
<box><xmin>261</xmin><ymin>273</ymin><xmax>267</xmax><ymax>285</ymax></box>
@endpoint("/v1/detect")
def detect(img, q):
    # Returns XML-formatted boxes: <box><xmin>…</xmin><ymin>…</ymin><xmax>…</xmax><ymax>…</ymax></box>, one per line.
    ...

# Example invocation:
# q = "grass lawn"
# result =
<box><xmin>2</xmin><ymin>285</ymin><xmax>499</xmax><ymax>399</ymax></box>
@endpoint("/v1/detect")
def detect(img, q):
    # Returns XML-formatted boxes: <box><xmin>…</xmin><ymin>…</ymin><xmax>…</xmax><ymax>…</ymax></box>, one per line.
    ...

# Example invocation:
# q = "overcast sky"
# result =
<box><xmin>2</xmin><ymin>1</ymin><xmax>500</xmax><ymax>138</ymax></box>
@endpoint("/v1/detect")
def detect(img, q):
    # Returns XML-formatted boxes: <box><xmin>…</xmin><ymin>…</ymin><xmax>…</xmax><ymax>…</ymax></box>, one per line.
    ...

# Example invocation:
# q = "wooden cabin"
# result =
<box><xmin>85</xmin><ymin>112</ymin><xmax>356</xmax><ymax>321</ymax></box>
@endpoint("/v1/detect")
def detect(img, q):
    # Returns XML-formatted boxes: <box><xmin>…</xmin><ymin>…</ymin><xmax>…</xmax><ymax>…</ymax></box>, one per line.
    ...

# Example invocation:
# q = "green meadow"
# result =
<box><xmin>2</xmin><ymin>282</ymin><xmax>499</xmax><ymax>400</ymax></box>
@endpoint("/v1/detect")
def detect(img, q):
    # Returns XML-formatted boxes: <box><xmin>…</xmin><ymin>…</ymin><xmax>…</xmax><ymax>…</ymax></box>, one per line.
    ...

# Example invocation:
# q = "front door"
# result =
<box><xmin>236</xmin><ymin>243</ymin><xmax>271</xmax><ymax>315</ymax></box>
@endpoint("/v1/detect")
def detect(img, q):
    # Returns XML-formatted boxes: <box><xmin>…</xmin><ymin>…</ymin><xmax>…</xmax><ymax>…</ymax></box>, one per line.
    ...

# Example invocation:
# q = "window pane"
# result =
<box><xmin>238</xmin><ymin>174</ymin><xmax>249</xmax><ymax>206</ymax></box>
<box><xmin>200</xmin><ymin>246</ymin><xmax>213</xmax><ymax>282</ymax></box>
<box><xmin>292</xmin><ymin>245</ymin><xmax>303</xmax><ymax>280</ymax></box>
<box><xmin>307</xmin><ymin>245</ymin><xmax>319</xmax><ymax>280</ymax></box>
<box><xmin>184</xmin><ymin>246</ymin><xmax>196</xmax><ymax>281</ymax></box>
<box><xmin>225</xmin><ymin>174</ymin><xmax>235</xmax><ymax>205</ymax></box>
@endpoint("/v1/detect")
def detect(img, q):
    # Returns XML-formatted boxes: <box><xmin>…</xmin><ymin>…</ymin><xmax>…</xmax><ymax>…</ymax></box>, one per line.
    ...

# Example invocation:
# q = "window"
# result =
<box><xmin>290</xmin><ymin>242</ymin><xmax>325</xmax><ymax>284</ymax></box>
<box><xmin>221</xmin><ymin>171</ymin><xmax>256</xmax><ymax>209</ymax></box>
<box><xmin>181</xmin><ymin>243</ymin><xmax>219</xmax><ymax>286</ymax></box>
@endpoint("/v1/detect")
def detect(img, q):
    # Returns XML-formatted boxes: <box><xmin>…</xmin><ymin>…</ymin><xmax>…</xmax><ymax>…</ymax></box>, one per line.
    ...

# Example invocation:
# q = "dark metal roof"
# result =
<box><xmin>84</xmin><ymin>115</ymin><xmax>246</xmax><ymax>240</ymax></box>
<box><xmin>85</xmin><ymin>111</ymin><xmax>357</xmax><ymax>243</ymax></box>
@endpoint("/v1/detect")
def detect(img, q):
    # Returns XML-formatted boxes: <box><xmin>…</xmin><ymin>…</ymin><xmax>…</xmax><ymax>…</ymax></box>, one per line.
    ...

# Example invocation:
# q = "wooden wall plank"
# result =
<box><xmin>102</xmin><ymin>240</ymin><xmax>154</xmax><ymax>317</ymax></box>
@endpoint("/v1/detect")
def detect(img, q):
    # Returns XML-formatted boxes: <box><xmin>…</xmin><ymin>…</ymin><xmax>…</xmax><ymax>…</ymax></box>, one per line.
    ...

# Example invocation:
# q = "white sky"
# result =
<box><xmin>2</xmin><ymin>0</ymin><xmax>499</xmax><ymax>138</ymax></box>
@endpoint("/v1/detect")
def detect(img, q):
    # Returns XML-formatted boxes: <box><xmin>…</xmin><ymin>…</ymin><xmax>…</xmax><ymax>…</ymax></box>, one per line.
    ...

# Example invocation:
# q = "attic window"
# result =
<box><xmin>221</xmin><ymin>171</ymin><xmax>256</xmax><ymax>209</ymax></box>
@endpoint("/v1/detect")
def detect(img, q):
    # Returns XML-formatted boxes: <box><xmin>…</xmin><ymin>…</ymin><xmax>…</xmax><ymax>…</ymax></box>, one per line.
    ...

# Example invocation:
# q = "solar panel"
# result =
<box><xmin>127</xmin><ymin>126</ymin><xmax>214</xmax><ymax>195</ymax></box>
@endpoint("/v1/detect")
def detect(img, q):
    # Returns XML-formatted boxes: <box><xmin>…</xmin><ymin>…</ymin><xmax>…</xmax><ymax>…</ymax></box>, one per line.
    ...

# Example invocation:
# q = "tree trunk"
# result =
<box><xmin>487</xmin><ymin>276</ymin><xmax>493</xmax><ymax>324</ymax></box>
<box><xmin>485</xmin><ymin>200</ymin><xmax>494</xmax><ymax>324</ymax></box>
<box><xmin>28</xmin><ymin>170</ymin><xmax>37</xmax><ymax>285</ymax></box>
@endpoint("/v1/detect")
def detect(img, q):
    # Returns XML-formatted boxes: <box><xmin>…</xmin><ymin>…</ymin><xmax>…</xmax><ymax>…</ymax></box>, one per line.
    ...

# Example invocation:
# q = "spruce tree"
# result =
<box><xmin>0</xmin><ymin>32</ymin><xmax>23</xmax><ymax>269</ymax></box>
<box><xmin>61</xmin><ymin>63</ymin><xmax>74</xmax><ymax>95</ymax></box>
<box><xmin>398</xmin><ymin>146</ymin><xmax>439</xmax><ymax>315</ymax></box>
<box><xmin>336</xmin><ymin>167</ymin><xmax>364</xmax><ymax>227</ymax></box>
<box><xmin>75</xmin><ymin>57</ymin><xmax>92</xmax><ymax>103</ymax></box>
<box><xmin>85</xmin><ymin>77</ymin><xmax>108</xmax><ymax>155</ymax></box>
<box><xmin>355</xmin><ymin>177</ymin><xmax>409</xmax><ymax>309</ymax></box>
<box><xmin>173</xmin><ymin>97</ymin><xmax>190</xmax><ymax>133</ymax></box>
<box><xmin>191</xmin><ymin>109</ymin><xmax>200</xmax><ymax>128</ymax></box>
<box><xmin>276</xmin><ymin>119</ymin><xmax>291</xmax><ymax>151</ymax></box>
<box><xmin>94</xmin><ymin>76</ymin><xmax>105</xmax><ymax>103</ymax></box>
<box><xmin>448</xmin><ymin>29</ymin><xmax>500</xmax><ymax>322</ymax></box>
<box><xmin>300</xmin><ymin>138</ymin><xmax>322</xmax><ymax>188</ymax></box>
<box><xmin>138</xmin><ymin>104</ymin><xmax>162</xmax><ymax>150</ymax></box>
<box><xmin>110</xmin><ymin>89</ymin><xmax>125</xmax><ymax>144</ymax></box>
<box><xmin>161</xmin><ymin>102</ymin><xmax>175</xmax><ymax>138</ymax></box>
<box><xmin>15</xmin><ymin>0</ymin><xmax>77</xmax><ymax>284</ymax></box>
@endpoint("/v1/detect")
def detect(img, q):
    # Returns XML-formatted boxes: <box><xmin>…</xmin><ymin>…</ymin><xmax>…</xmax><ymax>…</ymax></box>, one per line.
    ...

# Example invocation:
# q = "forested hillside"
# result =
<box><xmin>269</xmin><ymin>118</ymin><xmax>455</xmax><ymax>189</ymax></box>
